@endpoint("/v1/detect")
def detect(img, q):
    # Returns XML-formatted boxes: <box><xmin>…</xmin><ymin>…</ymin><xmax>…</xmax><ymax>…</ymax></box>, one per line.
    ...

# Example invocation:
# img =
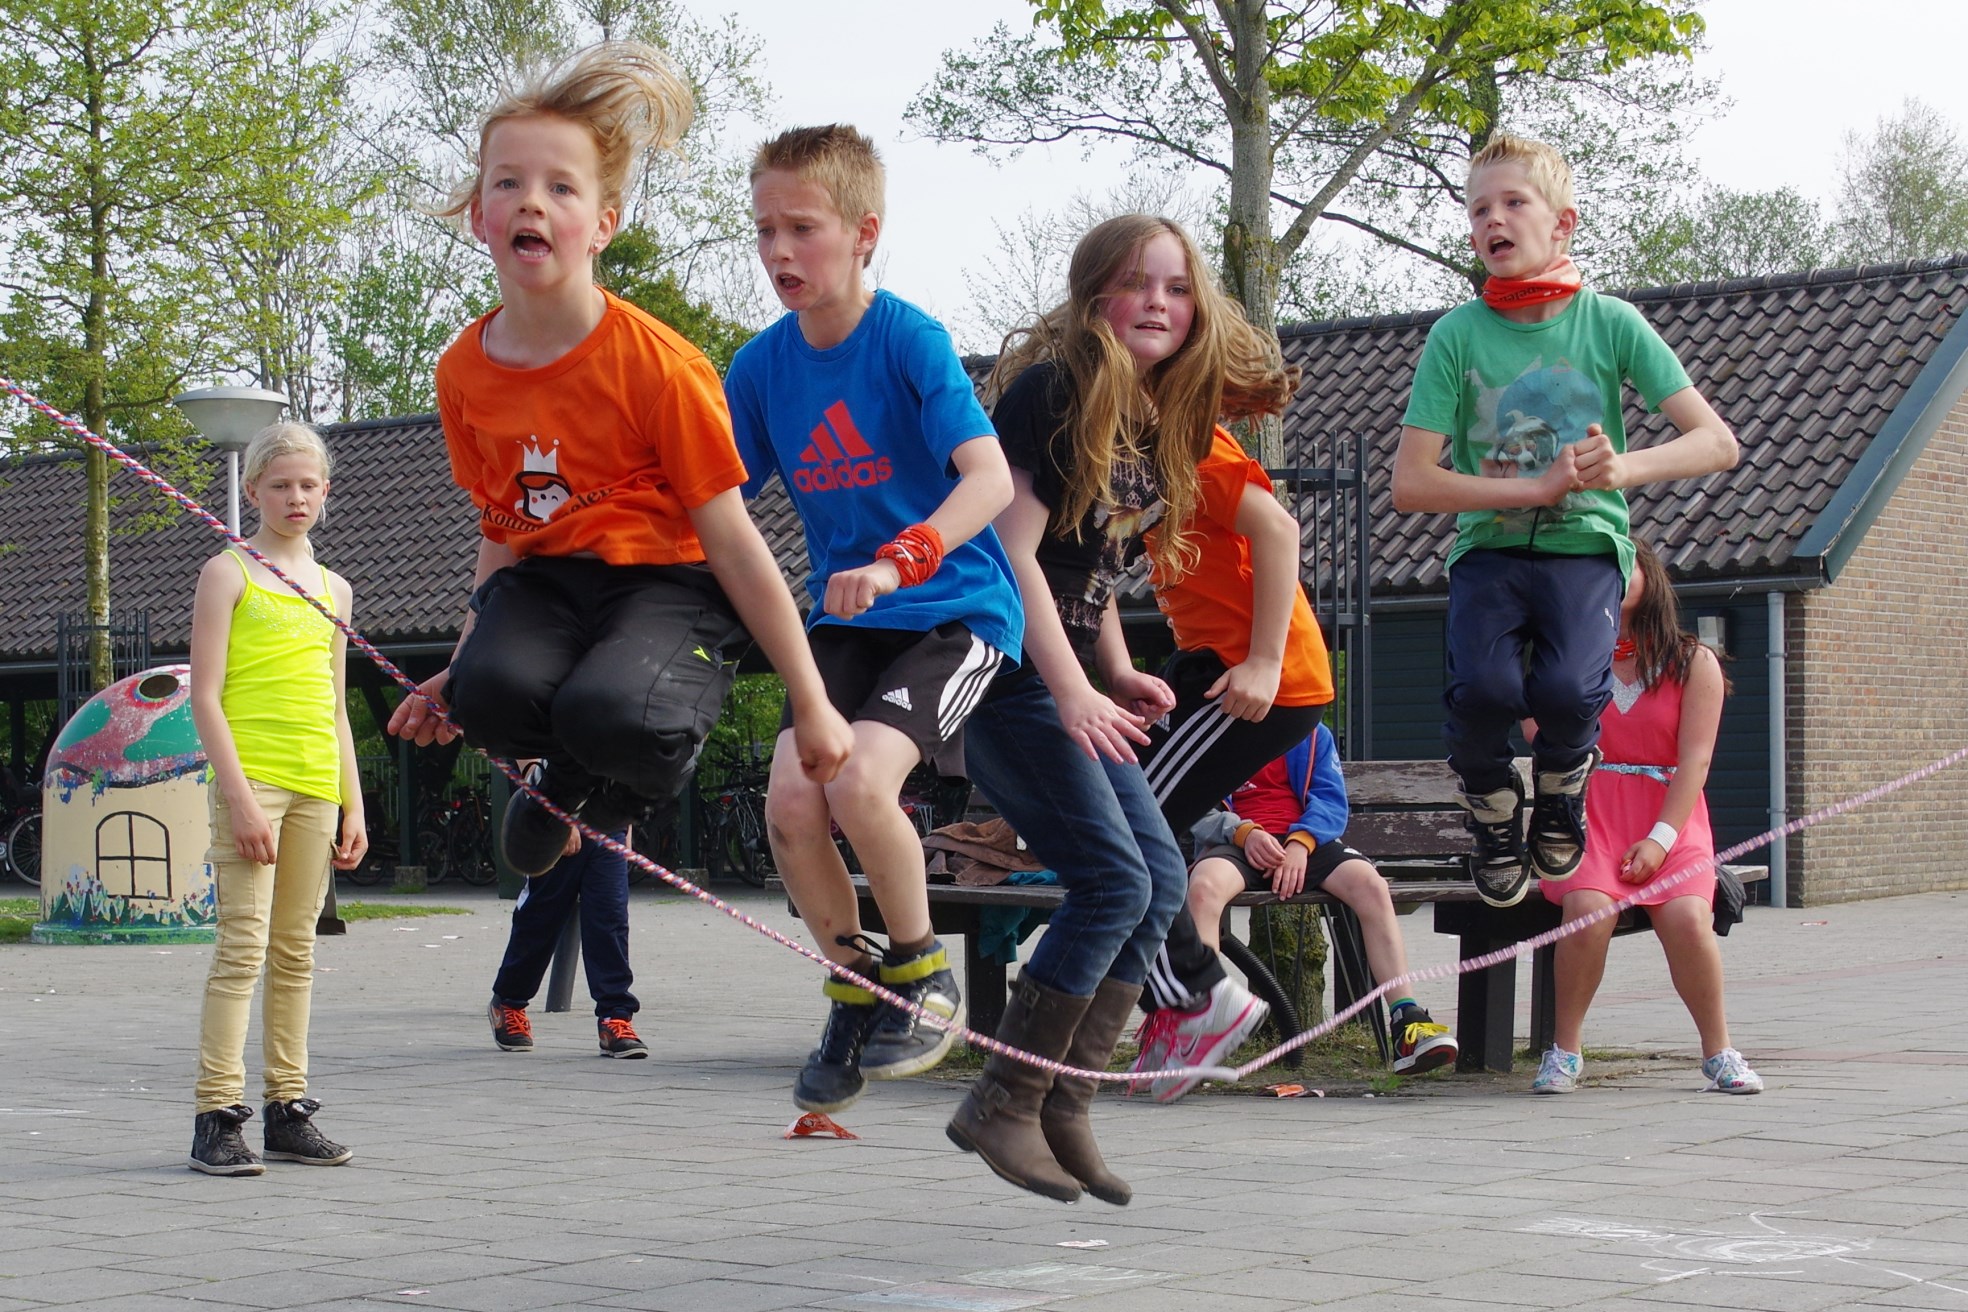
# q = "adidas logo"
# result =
<box><xmin>881</xmin><ymin>688</ymin><xmax>913</xmax><ymax>711</ymax></box>
<box><xmin>794</xmin><ymin>400</ymin><xmax>892</xmax><ymax>493</ymax></box>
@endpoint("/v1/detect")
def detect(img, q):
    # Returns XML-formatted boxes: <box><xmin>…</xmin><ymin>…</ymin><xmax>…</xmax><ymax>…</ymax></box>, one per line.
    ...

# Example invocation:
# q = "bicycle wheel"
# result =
<box><xmin>416</xmin><ymin>826</ymin><xmax>449</xmax><ymax>882</ymax></box>
<box><xmin>4</xmin><ymin>811</ymin><xmax>40</xmax><ymax>887</ymax></box>
<box><xmin>452</xmin><ymin>810</ymin><xmax>497</xmax><ymax>886</ymax></box>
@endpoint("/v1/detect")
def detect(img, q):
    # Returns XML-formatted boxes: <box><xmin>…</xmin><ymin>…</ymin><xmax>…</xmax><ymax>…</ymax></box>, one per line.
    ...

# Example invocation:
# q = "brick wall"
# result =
<box><xmin>1785</xmin><ymin>391</ymin><xmax>1968</xmax><ymax>904</ymax></box>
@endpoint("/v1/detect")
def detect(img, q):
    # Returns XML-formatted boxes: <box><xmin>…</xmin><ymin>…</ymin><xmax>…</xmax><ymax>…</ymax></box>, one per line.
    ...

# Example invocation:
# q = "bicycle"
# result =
<box><xmin>3</xmin><ymin>804</ymin><xmax>40</xmax><ymax>888</ymax></box>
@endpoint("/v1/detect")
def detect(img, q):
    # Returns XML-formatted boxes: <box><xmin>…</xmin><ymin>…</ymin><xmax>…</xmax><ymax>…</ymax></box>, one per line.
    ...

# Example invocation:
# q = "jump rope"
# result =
<box><xmin>11</xmin><ymin>373</ymin><xmax>1965</xmax><ymax>1088</ymax></box>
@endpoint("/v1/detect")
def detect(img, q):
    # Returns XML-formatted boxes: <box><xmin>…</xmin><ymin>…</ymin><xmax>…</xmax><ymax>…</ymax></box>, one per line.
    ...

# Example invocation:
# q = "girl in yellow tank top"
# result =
<box><xmin>185</xmin><ymin>421</ymin><xmax>365</xmax><ymax>1176</ymax></box>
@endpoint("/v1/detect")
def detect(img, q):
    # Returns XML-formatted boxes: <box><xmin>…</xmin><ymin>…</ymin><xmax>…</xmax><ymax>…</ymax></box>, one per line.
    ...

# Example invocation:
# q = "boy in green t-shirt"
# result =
<box><xmin>1392</xmin><ymin>133</ymin><xmax>1738</xmax><ymax>909</ymax></box>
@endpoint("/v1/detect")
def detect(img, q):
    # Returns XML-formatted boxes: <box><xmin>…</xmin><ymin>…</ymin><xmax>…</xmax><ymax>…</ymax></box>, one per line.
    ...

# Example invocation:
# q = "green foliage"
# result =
<box><xmin>336</xmin><ymin>901</ymin><xmax>470</xmax><ymax>920</ymax></box>
<box><xmin>599</xmin><ymin>228</ymin><xmax>755</xmax><ymax>372</ymax></box>
<box><xmin>912</xmin><ymin>1</ymin><xmax>1707</xmax><ymax>338</ymax></box>
<box><xmin>1832</xmin><ymin>98</ymin><xmax>1968</xmax><ymax>266</ymax></box>
<box><xmin>1607</xmin><ymin>186</ymin><xmax>1833</xmax><ymax>288</ymax></box>
<box><xmin>699</xmin><ymin>673</ymin><xmax>785</xmax><ymax>783</ymax></box>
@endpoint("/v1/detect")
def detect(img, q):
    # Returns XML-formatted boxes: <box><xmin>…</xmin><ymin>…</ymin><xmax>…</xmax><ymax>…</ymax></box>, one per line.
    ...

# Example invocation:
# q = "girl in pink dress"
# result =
<box><xmin>1532</xmin><ymin>541</ymin><xmax>1762</xmax><ymax>1095</ymax></box>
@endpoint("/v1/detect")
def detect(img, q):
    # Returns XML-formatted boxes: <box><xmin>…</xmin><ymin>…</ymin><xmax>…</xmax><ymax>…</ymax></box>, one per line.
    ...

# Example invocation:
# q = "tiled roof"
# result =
<box><xmin>1284</xmin><ymin>255</ymin><xmax>1968</xmax><ymax>595</ymax></box>
<box><xmin>3</xmin><ymin>256</ymin><xmax>1963</xmax><ymax>661</ymax></box>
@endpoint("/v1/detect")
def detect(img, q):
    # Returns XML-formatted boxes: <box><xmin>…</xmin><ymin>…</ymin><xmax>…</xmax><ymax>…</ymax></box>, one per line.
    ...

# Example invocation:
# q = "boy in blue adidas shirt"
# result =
<box><xmin>724</xmin><ymin>124</ymin><xmax>1022</xmax><ymax>1114</ymax></box>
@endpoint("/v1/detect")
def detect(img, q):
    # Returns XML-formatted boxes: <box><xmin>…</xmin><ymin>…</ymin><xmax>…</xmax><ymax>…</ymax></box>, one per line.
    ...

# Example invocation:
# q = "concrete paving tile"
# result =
<box><xmin>380</xmin><ymin>1276</ymin><xmax>629</xmax><ymax>1312</ymax></box>
<box><xmin>0</xmin><ymin>1268</ymin><xmax>200</xmax><ymax>1305</ymax></box>
<box><xmin>522</xmin><ymin>1257</ymin><xmax>733</xmax><ymax>1292</ymax></box>
<box><xmin>310</xmin><ymin>1253</ymin><xmax>548</xmax><ymax>1285</ymax></box>
<box><xmin>593</xmin><ymin>1278</ymin><xmax>837</xmax><ymax>1312</ymax></box>
<box><xmin>0</xmin><ymin>1244</ymin><xmax>125</xmax><ymax>1278</ymax></box>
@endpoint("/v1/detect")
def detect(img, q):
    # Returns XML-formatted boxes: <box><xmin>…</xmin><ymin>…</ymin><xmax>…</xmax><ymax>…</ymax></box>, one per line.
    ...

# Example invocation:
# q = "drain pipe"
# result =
<box><xmin>1766</xmin><ymin>590</ymin><xmax>1788</xmax><ymax>908</ymax></box>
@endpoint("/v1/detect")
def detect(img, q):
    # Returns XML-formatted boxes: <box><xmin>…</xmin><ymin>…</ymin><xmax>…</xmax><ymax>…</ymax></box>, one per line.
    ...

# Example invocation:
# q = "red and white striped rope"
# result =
<box><xmin>10</xmin><ymin>374</ymin><xmax>1964</xmax><ymax>1089</ymax></box>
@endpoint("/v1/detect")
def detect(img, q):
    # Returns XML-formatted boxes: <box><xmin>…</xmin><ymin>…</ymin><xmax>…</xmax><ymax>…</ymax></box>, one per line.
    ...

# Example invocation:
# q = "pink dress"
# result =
<box><xmin>1541</xmin><ymin>671</ymin><xmax>1717</xmax><ymax>907</ymax></box>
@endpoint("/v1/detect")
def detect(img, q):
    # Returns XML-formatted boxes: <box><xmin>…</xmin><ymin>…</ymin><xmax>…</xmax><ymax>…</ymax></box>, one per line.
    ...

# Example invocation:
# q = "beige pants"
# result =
<box><xmin>194</xmin><ymin>781</ymin><xmax>337</xmax><ymax>1112</ymax></box>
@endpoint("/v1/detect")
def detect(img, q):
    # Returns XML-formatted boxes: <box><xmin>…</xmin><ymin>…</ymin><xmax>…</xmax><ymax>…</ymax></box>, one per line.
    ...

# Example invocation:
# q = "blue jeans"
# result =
<box><xmin>1444</xmin><ymin>548</ymin><xmax>1624</xmax><ymax>794</ymax></box>
<box><xmin>491</xmin><ymin>832</ymin><xmax>637</xmax><ymax>1019</ymax></box>
<box><xmin>962</xmin><ymin>662</ymin><xmax>1188</xmax><ymax>997</ymax></box>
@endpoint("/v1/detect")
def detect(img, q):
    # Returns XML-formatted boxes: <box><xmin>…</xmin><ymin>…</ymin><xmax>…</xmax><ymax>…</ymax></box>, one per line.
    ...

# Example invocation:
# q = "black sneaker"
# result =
<box><xmin>500</xmin><ymin>763</ymin><xmax>585</xmax><ymax>877</ymax></box>
<box><xmin>794</xmin><ymin>979</ymin><xmax>881</xmax><ymax>1113</ymax></box>
<box><xmin>262</xmin><ymin>1098</ymin><xmax>352</xmax><ymax>1166</ymax></box>
<box><xmin>598</xmin><ymin>1016</ymin><xmax>649</xmax><ymax>1059</ymax></box>
<box><xmin>1390</xmin><ymin>1005</ymin><xmax>1459</xmax><ymax>1075</ymax></box>
<box><xmin>1459</xmin><ymin>776</ymin><xmax>1528</xmax><ymax>908</ymax></box>
<box><xmin>1527</xmin><ymin>748</ymin><xmax>1600</xmax><ymax>883</ymax></box>
<box><xmin>489</xmin><ymin>998</ymin><xmax>533</xmax><ymax>1052</ymax></box>
<box><xmin>862</xmin><ymin>940</ymin><xmax>964</xmax><ymax>1079</ymax></box>
<box><xmin>189</xmin><ymin>1104</ymin><xmax>263</xmax><ymax>1176</ymax></box>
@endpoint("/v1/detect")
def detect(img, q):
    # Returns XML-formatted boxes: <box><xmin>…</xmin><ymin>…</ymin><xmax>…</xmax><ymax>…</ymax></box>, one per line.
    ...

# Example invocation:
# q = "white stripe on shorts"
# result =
<box><xmin>1141</xmin><ymin>699</ymin><xmax>1239</xmax><ymax>804</ymax></box>
<box><xmin>936</xmin><ymin>636</ymin><xmax>1003</xmax><ymax>741</ymax></box>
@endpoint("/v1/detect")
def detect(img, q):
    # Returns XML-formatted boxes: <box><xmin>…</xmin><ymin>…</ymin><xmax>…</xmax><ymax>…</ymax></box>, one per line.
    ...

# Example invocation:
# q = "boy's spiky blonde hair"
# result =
<box><xmin>440</xmin><ymin>41</ymin><xmax>695</xmax><ymax>219</ymax></box>
<box><xmin>1468</xmin><ymin>132</ymin><xmax>1576</xmax><ymax>216</ymax></box>
<box><xmin>750</xmin><ymin>124</ymin><xmax>885</xmax><ymax>267</ymax></box>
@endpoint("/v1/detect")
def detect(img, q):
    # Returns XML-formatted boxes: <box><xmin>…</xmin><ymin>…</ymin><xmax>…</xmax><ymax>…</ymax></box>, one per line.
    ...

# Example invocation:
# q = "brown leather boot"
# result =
<box><xmin>946</xmin><ymin>975</ymin><xmax>1090</xmax><ymax>1203</ymax></box>
<box><xmin>1040</xmin><ymin>975</ymin><xmax>1139</xmax><ymax>1205</ymax></box>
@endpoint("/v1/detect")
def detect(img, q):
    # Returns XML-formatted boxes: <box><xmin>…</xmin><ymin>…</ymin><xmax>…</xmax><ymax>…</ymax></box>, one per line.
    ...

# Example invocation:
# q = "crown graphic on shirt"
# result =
<box><xmin>519</xmin><ymin>436</ymin><xmax>561</xmax><ymax>475</ymax></box>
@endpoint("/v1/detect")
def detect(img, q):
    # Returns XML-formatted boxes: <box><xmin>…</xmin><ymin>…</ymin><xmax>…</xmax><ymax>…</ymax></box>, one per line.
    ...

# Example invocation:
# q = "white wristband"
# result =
<box><xmin>1646</xmin><ymin>821</ymin><xmax>1679</xmax><ymax>852</ymax></box>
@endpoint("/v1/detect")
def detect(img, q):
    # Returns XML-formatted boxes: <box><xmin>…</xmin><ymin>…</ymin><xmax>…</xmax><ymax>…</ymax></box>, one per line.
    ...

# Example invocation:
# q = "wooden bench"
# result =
<box><xmin>786</xmin><ymin>760</ymin><xmax>1765</xmax><ymax>1074</ymax></box>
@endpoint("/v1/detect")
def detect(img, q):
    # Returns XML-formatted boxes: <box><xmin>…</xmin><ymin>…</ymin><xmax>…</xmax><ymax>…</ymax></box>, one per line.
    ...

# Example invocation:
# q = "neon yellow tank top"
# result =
<box><xmin>218</xmin><ymin>552</ymin><xmax>342</xmax><ymax>804</ymax></box>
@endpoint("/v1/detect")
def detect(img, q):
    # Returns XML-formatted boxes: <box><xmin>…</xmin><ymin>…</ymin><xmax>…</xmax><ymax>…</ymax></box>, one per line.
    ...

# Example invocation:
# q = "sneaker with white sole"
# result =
<box><xmin>1527</xmin><ymin>749</ymin><xmax>1599</xmax><ymax>883</ymax></box>
<box><xmin>1458</xmin><ymin>777</ymin><xmax>1528</xmax><ymax>908</ymax></box>
<box><xmin>1701</xmin><ymin>1047</ymin><xmax>1764</xmax><ymax>1094</ymax></box>
<box><xmin>1531</xmin><ymin>1045</ymin><xmax>1582</xmax><ymax>1094</ymax></box>
<box><xmin>1390</xmin><ymin>1005</ymin><xmax>1459</xmax><ymax>1075</ymax></box>
<box><xmin>1131</xmin><ymin>977</ymin><xmax>1269</xmax><ymax>1104</ymax></box>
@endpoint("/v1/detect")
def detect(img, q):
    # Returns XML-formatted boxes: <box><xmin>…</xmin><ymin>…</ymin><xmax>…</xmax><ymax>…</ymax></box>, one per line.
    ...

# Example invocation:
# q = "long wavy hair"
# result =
<box><xmin>1627</xmin><ymin>540</ymin><xmax>1731</xmax><ymax>693</ymax></box>
<box><xmin>988</xmin><ymin>215</ymin><xmax>1296</xmax><ymax>581</ymax></box>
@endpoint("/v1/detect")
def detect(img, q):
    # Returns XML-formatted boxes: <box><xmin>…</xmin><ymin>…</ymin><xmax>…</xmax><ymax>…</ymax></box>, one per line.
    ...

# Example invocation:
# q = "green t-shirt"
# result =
<box><xmin>1401</xmin><ymin>290</ymin><xmax>1691</xmax><ymax>582</ymax></box>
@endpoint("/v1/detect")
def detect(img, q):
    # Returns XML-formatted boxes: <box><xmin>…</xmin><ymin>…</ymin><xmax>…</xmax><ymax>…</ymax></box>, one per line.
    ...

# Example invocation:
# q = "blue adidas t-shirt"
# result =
<box><xmin>725</xmin><ymin>290</ymin><xmax>1023</xmax><ymax>660</ymax></box>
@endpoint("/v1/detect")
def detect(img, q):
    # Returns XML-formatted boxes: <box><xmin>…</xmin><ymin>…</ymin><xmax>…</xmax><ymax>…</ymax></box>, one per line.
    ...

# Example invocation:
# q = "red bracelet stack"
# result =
<box><xmin>875</xmin><ymin>523</ymin><xmax>945</xmax><ymax>588</ymax></box>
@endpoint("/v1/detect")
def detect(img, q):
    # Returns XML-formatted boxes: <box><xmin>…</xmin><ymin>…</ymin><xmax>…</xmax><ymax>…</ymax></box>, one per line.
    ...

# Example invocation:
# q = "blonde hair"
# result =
<box><xmin>750</xmin><ymin>124</ymin><xmax>885</xmax><ymax>267</ymax></box>
<box><xmin>242</xmin><ymin>420</ymin><xmax>331</xmax><ymax>485</ymax></box>
<box><xmin>990</xmin><ymin>214</ymin><xmax>1296</xmax><ymax>581</ymax></box>
<box><xmin>439</xmin><ymin>41</ymin><xmax>694</xmax><ymax>219</ymax></box>
<box><xmin>1468</xmin><ymin>132</ymin><xmax>1575</xmax><ymax>215</ymax></box>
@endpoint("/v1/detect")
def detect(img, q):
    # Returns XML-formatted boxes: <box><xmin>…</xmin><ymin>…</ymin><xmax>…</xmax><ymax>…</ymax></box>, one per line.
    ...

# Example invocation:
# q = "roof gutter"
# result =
<box><xmin>1363</xmin><ymin>569</ymin><xmax>1830</xmax><ymax>613</ymax></box>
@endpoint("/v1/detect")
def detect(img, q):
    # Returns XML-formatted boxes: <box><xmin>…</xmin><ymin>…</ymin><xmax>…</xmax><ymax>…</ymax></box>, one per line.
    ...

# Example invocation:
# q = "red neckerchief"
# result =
<box><xmin>1482</xmin><ymin>256</ymin><xmax>1581</xmax><ymax>312</ymax></box>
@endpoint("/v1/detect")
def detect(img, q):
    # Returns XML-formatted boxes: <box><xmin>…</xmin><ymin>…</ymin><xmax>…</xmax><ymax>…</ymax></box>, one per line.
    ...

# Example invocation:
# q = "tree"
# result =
<box><xmin>0</xmin><ymin>0</ymin><xmax>344</xmax><ymax>684</ymax></box>
<box><xmin>1605</xmin><ymin>186</ymin><xmax>1831</xmax><ymax>288</ymax></box>
<box><xmin>599</xmin><ymin>228</ymin><xmax>755</xmax><ymax>372</ymax></box>
<box><xmin>1832</xmin><ymin>99</ymin><xmax>1968</xmax><ymax>266</ymax></box>
<box><xmin>911</xmin><ymin>1</ymin><xmax>1705</xmax><ymax>462</ymax></box>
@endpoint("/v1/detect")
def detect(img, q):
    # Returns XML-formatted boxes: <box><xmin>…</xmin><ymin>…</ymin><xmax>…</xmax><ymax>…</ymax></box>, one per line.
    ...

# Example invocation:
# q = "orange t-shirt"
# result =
<box><xmin>1149</xmin><ymin>428</ymin><xmax>1333</xmax><ymax>708</ymax></box>
<box><xmin>435</xmin><ymin>290</ymin><xmax>746</xmax><ymax>566</ymax></box>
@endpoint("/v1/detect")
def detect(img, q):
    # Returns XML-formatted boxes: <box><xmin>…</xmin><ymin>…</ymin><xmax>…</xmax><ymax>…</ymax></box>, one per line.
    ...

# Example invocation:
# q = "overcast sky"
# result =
<box><xmin>701</xmin><ymin>0</ymin><xmax>1968</xmax><ymax>347</ymax></box>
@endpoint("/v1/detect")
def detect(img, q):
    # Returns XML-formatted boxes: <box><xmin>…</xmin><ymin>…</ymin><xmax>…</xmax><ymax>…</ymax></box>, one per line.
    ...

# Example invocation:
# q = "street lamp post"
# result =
<box><xmin>169</xmin><ymin>387</ymin><xmax>290</xmax><ymax>533</ymax></box>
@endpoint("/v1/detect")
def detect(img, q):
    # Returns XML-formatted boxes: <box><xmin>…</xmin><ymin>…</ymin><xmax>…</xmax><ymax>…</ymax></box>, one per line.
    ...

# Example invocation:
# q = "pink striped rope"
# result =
<box><xmin>10</xmin><ymin>374</ymin><xmax>1965</xmax><ymax>1090</ymax></box>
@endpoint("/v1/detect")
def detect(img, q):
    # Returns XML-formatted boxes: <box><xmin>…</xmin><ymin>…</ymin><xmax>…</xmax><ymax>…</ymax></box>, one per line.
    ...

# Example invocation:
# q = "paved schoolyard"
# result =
<box><xmin>5</xmin><ymin>878</ymin><xmax>1968</xmax><ymax>1311</ymax></box>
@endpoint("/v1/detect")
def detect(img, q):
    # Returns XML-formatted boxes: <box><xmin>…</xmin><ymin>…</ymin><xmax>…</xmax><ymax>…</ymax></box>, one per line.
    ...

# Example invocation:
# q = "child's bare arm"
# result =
<box><xmin>688</xmin><ymin>489</ymin><xmax>852</xmax><ymax>783</ymax></box>
<box><xmin>327</xmin><ymin>573</ymin><xmax>368</xmax><ymax>870</ymax></box>
<box><xmin>823</xmin><ymin>434</ymin><xmax>1014</xmax><ymax>619</ymax></box>
<box><xmin>1207</xmin><ymin>478</ymin><xmax>1298</xmax><ymax>721</ymax></box>
<box><xmin>1393</xmin><ymin>425</ymin><xmax>1576</xmax><ymax>514</ymax></box>
<box><xmin>1573</xmin><ymin>387</ymin><xmax>1739</xmax><ymax>492</ymax></box>
<box><xmin>998</xmin><ymin>470</ymin><xmax>1151</xmax><ymax>764</ymax></box>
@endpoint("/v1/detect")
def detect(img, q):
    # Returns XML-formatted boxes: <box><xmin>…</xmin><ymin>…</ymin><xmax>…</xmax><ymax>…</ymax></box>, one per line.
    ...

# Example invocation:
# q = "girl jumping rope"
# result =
<box><xmin>1530</xmin><ymin>540</ymin><xmax>1762</xmax><ymax>1095</ymax></box>
<box><xmin>187</xmin><ymin>421</ymin><xmax>366</xmax><ymax>1175</ymax></box>
<box><xmin>386</xmin><ymin>43</ymin><xmax>851</xmax><ymax>876</ymax></box>
<box><xmin>946</xmin><ymin>214</ymin><xmax>1291</xmax><ymax>1205</ymax></box>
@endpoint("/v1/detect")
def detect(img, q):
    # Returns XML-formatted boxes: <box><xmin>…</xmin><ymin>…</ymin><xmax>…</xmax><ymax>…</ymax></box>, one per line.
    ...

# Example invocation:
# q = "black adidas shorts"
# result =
<box><xmin>779</xmin><ymin>621</ymin><xmax>1003</xmax><ymax>775</ymax></box>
